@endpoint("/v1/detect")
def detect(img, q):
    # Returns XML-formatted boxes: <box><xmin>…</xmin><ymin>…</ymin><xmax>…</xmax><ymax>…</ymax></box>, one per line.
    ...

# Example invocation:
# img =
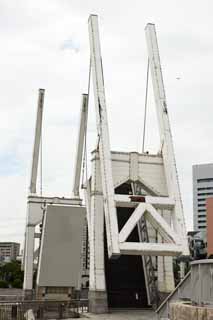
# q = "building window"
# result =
<box><xmin>198</xmin><ymin>204</ymin><xmax>206</xmax><ymax>207</ymax></box>
<box><xmin>197</xmin><ymin>178</ymin><xmax>213</xmax><ymax>183</ymax></box>
<box><xmin>197</xmin><ymin>192</ymin><xmax>213</xmax><ymax>196</ymax></box>
<box><xmin>198</xmin><ymin>209</ymin><xmax>206</xmax><ymax>212</ymax></box>
<box><xmin>198</xmin><ymin>198</ymin><xmax>206</xmax><ymax>202</ymax></box>
<box><xmin>198</xmin><ymin>214</ymin><xmax>206</xmax><ymax>218</ymax></box>
<box><xmin>198</xmin><ymin>226</ymin><xmax>206</xmax><ymax>229</ymax></box>
<box><xmin>197</xmin><ymin>187</ymin><xmax>213</xmax><ymax>191</ymax></box>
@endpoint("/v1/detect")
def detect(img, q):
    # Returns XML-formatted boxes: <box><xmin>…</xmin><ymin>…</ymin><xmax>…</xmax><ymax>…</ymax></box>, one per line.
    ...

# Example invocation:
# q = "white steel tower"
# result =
<box><xmin>73</xmin><ymin>15</ymin><xmax>189</xmax><ymax>312</ymax></box>
<box><xmin>23</xmin><ymin>90</ymin><xmax>84</xmax><ymax>298</ymax></box>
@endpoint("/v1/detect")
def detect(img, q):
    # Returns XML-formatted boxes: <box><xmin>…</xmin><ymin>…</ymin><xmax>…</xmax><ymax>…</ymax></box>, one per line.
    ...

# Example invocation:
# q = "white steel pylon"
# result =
<box><xmin>75</xmin><ymin>15</ymin><xmax>189</xmax><ymax>312</ymax></box>
<box><xmin>23</xmin><ymin>90</ymin><xmax>83</xmax><ymax>295</ymax></box>
<box><xmin>145</xmin><ymin>23</ymin><xmax>188</xmax><ymax>254</ymax></box>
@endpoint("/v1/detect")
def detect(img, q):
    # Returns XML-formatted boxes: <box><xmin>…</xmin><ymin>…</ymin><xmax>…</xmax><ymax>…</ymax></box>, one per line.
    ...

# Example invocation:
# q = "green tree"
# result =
<box><xmin>12</xmin><ymin>279</ymin><xmax>22</xmax><ymax>288</ymax></box>
<box><xmin>0</xmin><ymin>261</ymin><xmax>23</xmax><ymax>288</ymax></box>
<box><xmin>0</xmin><ymin>280</ymin><xmax>8</xmax><ymax>288</ymax></box>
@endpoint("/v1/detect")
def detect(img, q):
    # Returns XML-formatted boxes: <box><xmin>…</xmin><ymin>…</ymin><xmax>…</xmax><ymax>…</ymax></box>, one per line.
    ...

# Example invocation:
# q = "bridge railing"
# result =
<box><xmin>0</xmin><ymin>299</ymin><xmax>88</xmax><ymax>319</ymax></box>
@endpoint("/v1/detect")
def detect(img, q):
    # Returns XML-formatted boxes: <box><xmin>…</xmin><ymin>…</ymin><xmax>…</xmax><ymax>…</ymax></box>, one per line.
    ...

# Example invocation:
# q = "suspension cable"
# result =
<box><xmin>142</xmin><ymin>58</ymin><xmax>149</xmax><ymax>153</ymax></box>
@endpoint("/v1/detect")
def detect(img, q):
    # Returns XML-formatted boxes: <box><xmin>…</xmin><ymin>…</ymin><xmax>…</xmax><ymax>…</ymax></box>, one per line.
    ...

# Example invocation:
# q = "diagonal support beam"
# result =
<box><xmin>119</xmin><ymin>203</ymin><xmax>146</xmax><ymax>242</ymax></box>
<box><xmin>145</xmin><ymin>204</ymin><xmax>180</xmax><ymax>244</ymax></box>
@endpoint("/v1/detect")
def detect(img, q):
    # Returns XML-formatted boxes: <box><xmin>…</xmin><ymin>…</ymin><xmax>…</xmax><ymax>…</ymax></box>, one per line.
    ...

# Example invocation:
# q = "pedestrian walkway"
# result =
<box><xmin>81</xmin><ymin>309</ymin><xmax>157</xmax><ymax>320</ymax></box>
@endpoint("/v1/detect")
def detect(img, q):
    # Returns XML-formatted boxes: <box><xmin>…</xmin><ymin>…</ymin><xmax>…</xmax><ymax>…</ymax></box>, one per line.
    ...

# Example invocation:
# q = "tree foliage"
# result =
<box><xmin>0</xmin><ymin>261</ymin><xmax>23</xmax><ymax>288</ymax></box>
<box><xmin>0</xmin><ymin>280</ymin><xmax>8</xmax><ymax>288</ymax></box>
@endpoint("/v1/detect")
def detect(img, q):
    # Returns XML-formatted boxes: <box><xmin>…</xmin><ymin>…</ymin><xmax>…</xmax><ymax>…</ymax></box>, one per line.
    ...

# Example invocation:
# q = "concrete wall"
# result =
<box><xmin>157</xmin><ymin>271</ymin><xmax>191</xmax><ymax>319</ymax></box>
<box><xmin>170</xmin><ymin>303</ymin><xmax>213</xmax><ymax>320</ymax></box>
<box><xmin>0</xmin><ymin>288</ymin><xmax>23</xmax><ymax>301</ymax></box>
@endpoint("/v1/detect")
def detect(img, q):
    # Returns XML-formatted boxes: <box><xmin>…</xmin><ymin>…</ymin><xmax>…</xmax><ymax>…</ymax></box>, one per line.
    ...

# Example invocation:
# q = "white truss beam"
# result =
<box><xmin>88</xmin><ymin>15</ymin><xmax>120</xmax><ymax>257</ymax></box>
<box><xmin>145</xmin><ymin>24</ymin><xmax>189</xmax><ymax>255</ymax></box>
<box><xmin>115</xmin><ymin>194</ymin><xmax>175</xmax><ymax>209</ymax></box>
<box><xmin>119</xmin><ymin>203</ymin><xmax>146</xmax><ymax>242</ymax></box>
<box><xmin>145</xmin><ymin>196</ymin><xmax>175</xmax><ymax>209</ymax></box>
<box><xmin>72</xmin><ymin>94</ymin><xmax>88</xmax><ymax>198</ymax></box>
<box><xmin>119</xmin><ymin>202</ymin><xmax>180</xmax><ymax>246</ymax></box>
<box><xmin>28</xmin><ymin>195</ymin><xmax>81</xmax><ymax>206</ymax></box>
<box><xmin>144</xmin><ymin>204</ymin><xmax>180</xmax><ymax>244</ymax></box>
<box><xmin>119</xmin><ymin>242</ymin><xmax>182</xmax><ymax>256</ymax></box>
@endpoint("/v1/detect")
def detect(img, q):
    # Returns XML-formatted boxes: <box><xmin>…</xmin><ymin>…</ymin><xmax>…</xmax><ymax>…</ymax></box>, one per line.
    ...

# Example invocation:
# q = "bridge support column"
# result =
<box><xmin>23</xmin><ymin>225</ymin><xmax>35</xmax><ymax>290</ymax></box>
<box><xmin>88</xmin><ymin>156</ymin><xmax>108</xmax><ymax>313</ymax></box>
<box><xmin>158</xmin><ymin>210</ymin><xmax>175</xmax><ymax>293</ymax></box>
<box><xmin>89</xmin><ymin>291</ymin><xmax>108</xmax><ymax>314</ymax></box>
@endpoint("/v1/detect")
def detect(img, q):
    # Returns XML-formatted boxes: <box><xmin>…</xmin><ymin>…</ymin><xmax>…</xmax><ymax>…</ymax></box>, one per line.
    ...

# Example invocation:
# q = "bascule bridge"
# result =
<box><xmin>23</xmin><ymin>15</ymin><xmax>189</xmax><ymax>313</ymax></box>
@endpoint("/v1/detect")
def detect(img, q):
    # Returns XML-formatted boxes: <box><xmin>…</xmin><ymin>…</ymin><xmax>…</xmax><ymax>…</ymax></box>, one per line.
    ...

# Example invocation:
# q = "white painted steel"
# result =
<box><xmin>24</xmin><ymin>90</ymin><xmax>45</xmax><ymax>284</ymax></box>
<box><xmin>157</xmin><ymin>210</ymin><xmax>175</xmax><ymax>292</ymax></box>
<box><xmin>88</xmin><ymin>15</ymin><xmax>120</xmax><ymax>257</ymax></box>
<box><xmin>72</xmin><ymin>94</ymin><xmax>88</xmax><ymax>198</ymax></box>
<box><xmin>119</xmin><ymin>242</ymin><xmax>182</xmax><ymax>256</ymax></box>
<box><xmin>23</xmin><ymin>195</ymin><xmax>82</xmax><ymax>290</ymax></box>
<box><xmin>145</xmin><ymin>24</ymin><xmax>189</xmax><ymax>255</ymax></box>
<box><xmin>28</xmin><ymin>195</ymin><xmax>82</xmax><ymax>206</ymax></box>
<box><xmin>115</xmin><ymin>194</ymin><xmax>175</xmax><ymax>210</ymax></box>
<box><xmin>23</xmin><ymin>226</ymin><xmax>35</xmax><ymax>290</ymax></box>
<box><xmin>119</xmin><ymin>202</ymin><xmax>179</xmax><ymax>246</ymax></box>
<box><xmin>119</xmin><ymin>203</ymin><xmax>146</xmax><ymax>242</ymax></box>
<box><xmin>89</xmin><ymin>157</ymin><xmax>106</xmax><ymax>291</ymax></box>
<box><xmin>144</xmin><ymin>204</ymin><xmax>180</xmax><ymax>245</ymax></box>
<box><xmin>84</xmin><ymin>179</ymin><xmax>91</xmax><ymax>241</ymax></box>
<box><xmin>29</xmin><ymin>89</ymin><xmax>45</xmax><ymax>194</ymax></box>
<box><xmin>129</xmin><ymin>152</ymin><xmax>139</xmax><ymax>181</ymax></box>
<box><xmin>36</xmin><ymin>205</ymin><xmax>85</xmax><ymax>287</ymax></box>
<box><xmin>145</xmin><ymin>196</ymin><xmax>175</xmax><ymax>209</ymax></box>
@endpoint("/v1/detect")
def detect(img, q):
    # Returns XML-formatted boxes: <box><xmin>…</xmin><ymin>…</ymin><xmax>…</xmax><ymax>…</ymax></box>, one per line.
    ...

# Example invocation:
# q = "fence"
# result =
<box><xmin>0</xmin><ymin>299</ymin><xmax>88</xmax><ymax>319</ymax></box>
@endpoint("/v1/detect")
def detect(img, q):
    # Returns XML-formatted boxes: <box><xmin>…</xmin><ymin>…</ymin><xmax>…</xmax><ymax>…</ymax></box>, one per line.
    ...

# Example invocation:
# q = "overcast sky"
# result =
<box><xmin>0</xmin><ymin>0</ymin><xmax>212</xmax><ymax>246</ymax></box>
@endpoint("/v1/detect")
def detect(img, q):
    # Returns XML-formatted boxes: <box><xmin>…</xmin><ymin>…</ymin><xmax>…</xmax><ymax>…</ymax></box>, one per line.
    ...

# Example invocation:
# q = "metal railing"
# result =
<box><xmin>0</xmin><ymin>299</ymin><xmax>88</xmax><ymax>319</ymax></box>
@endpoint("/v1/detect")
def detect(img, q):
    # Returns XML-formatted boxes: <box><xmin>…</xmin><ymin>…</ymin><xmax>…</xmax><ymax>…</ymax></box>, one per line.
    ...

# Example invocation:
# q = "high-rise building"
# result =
<box><xmin>0</xmin><ymin>242</ymin><xmax>20</xmax><ymax>262</ymax></box>
<box><xmin>206</xmin><ymin>197</ymin><xmax>213</xmax><ymax>257</ymax></box>
<box><xmin>193</xmin><ymin>163</ymin><xmax>213</xmax><ymax>235</ymax></box>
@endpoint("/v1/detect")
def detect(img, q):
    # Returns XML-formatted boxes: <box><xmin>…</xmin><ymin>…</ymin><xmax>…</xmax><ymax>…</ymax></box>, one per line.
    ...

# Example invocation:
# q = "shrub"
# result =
<box><xmin>0</xmin><ymin>280</ymin><xmax>8</xmax><ymax>288</ymax></box>
<box><xmin>12</xmin><ymin>279</ymin><xmax>22</xmax><ymax>288</ymax></box>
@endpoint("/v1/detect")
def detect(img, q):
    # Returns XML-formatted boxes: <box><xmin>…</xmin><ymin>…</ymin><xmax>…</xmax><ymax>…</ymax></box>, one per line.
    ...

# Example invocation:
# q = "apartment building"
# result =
<box><xmin>0</xmin><ymin>242</ymin><xmax>20</xmax><ymax>262</ymax></box>
<box><xmin>193</xmin><ymin>163</ymin><xmax>213</xmax><ymax>235</ymax></box>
